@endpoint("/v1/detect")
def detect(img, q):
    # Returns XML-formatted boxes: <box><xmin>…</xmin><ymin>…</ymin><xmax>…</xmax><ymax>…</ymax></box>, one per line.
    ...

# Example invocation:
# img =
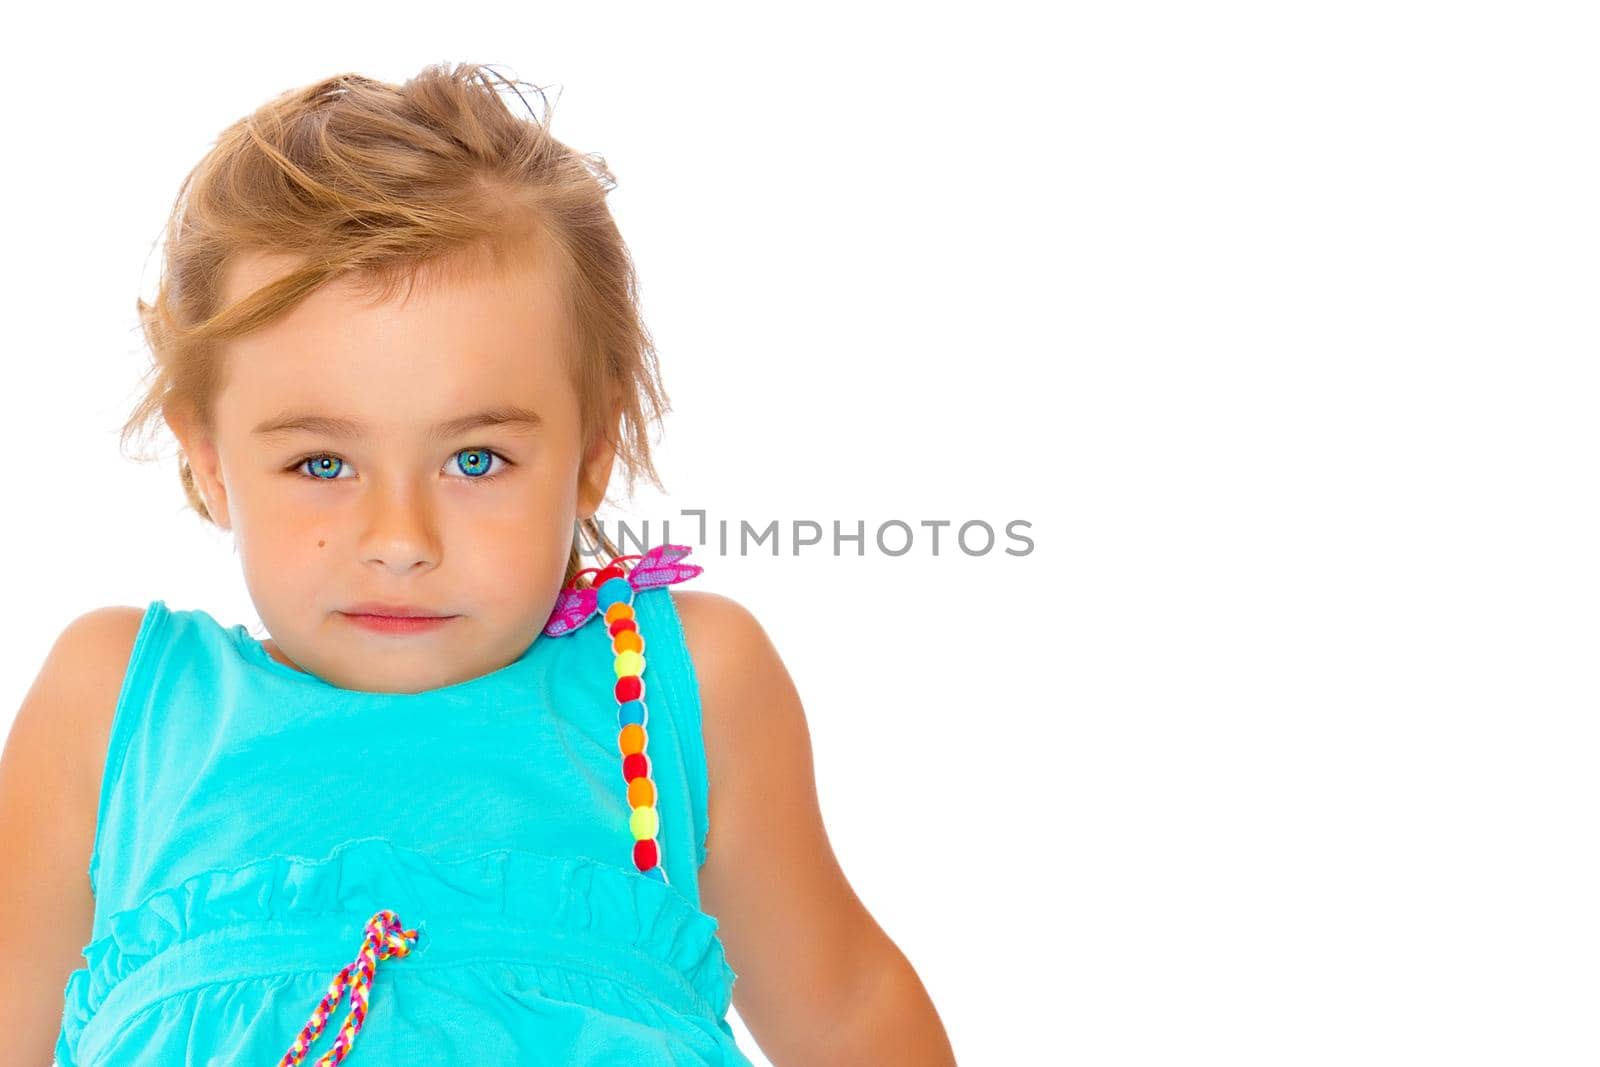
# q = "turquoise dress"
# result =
<box><xmin>55</xmin><ymin>571</ymin><xmax>752</xmax><ymax>1066</ymax></box>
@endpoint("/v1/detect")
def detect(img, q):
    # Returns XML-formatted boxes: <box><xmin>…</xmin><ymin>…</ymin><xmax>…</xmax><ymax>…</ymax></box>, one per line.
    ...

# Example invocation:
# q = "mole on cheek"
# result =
<box><xmin>317</xmin><ymin>540</ymin><xmax>326</xmax><ymax>548</ymax></box>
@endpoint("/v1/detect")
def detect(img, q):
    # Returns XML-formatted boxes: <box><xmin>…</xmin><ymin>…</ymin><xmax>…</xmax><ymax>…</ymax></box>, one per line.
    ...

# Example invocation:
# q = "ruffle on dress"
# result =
<box><xmin>58</xmin><ymin>836</ymin><xmax>740</xmax><ymax>1067</ymax></box>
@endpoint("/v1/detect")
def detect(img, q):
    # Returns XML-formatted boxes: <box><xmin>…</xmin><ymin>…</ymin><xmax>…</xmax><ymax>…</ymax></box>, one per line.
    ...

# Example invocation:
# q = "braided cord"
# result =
<box><xmin>275</xmin><ymin>909</ymin><xmax>418</xmax><ymax>1066</ymax></box>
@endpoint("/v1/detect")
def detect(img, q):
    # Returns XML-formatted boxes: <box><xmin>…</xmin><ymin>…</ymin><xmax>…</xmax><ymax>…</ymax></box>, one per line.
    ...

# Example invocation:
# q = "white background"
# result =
<box><xmin>2</xmin><ymin>2</ymin><xmax>1596</xmax><ymax>1063</ymax></box>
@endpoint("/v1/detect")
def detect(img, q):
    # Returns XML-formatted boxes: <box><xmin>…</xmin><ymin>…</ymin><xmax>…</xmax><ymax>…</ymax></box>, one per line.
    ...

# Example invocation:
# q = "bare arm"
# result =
<box><xmin>675</xmin><ymin>591</ymin><xmax>956</xmax><ymax>1065</ymax></box>
<box><xmin>0</xmin><ymin>607</ymin><xmax>142</xmax><ymax>1064</ymax></box>
<box><xmin>825</xmin><ymin>941</ymin><xmax>958</xmax><ymax>1064</ymax></box>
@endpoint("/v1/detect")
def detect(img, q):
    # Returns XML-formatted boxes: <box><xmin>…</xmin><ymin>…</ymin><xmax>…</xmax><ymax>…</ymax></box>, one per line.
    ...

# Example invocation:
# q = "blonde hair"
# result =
<box><xmin>120</xmin><ymin>62</ymin><xmax>670</xmax><ymax>585</ymax></box>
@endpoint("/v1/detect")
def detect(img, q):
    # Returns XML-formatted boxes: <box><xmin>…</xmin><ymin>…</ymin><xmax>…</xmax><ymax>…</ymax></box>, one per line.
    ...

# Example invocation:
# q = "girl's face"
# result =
<box><xmin>169</xmin><ymin>249</ymin><xmax>616</xmax><ymax>694</ymax></box>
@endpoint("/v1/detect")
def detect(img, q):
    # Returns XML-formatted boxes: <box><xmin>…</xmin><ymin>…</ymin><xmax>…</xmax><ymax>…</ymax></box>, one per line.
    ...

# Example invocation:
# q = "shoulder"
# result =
<box><xmin>6</xmin><ymin>606</ymin><xmax>147</xmax><ymax>834</ymax></box>
<box><xmin>1</xmin><ymin>604</ymin><xmax>145</xmax><ymax>884</ymax></box>
<box><xmin>668</xmin><ymin>589</ymin><xmax>794</xmax><ymax>753</ymax></box>
<box><xmin>667</xmin><ymin>586</ymin><xmax>817</xmax><ymax>874</ymax></box>
<box><xmin>662</xmin><ymin>589</ymin><xmax>820</xmax><ymax>853</ymax></box>
<box><xmin>40</xmin><ymin>606</ymin><xmax>148</xmax><ymax>771</ymax></box>
<box><xmin>667</xmin><ymin>588</ymin><xmax>777</xmax><ymax>789</ymax></box>
<box><xmin>57</xmin><ymin>603</ymin><xmax>149</xmax><ymax>652</ymax></box>
<box><xmin>51</xmin><ymin>606</ymin><xmax>148</xmax><ymax>726</ymax></box>
<box><xmin>24</xmin><ymin>605</ymin><xmax>146</xmax><ymax>734</ymax></box>
<box><xmin>667</xmin><ymin>587</ymin><xmax>797</xmax><ymax>810</ymax></box>
<box><xmin>669</xmin><ymin>589</ymin><xmax>773</xmax><ymax>674</ymax></box>
<box><xmin>0</xmin><ymin>605</ymin><xmax>143</xmax><ymax>1057</ymax></box>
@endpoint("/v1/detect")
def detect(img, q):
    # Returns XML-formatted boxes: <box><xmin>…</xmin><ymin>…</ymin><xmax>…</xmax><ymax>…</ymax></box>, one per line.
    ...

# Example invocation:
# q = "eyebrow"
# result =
<box><xmin>251</xmin><ymin>405</ymin><xmax>545</xmax><ymax>442</ymax></box>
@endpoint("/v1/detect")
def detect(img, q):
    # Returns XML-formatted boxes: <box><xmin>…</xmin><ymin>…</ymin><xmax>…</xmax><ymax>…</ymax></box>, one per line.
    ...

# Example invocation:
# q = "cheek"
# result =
<box><xmin>503</xmin><ymin>456</ymin><xmax>583</xmax><ymax>535</ymax></box>
<box><xmin>237</xmin><ymin>526</ymin><xmax>321</xmax><ymax>584</ymax></box>
<box><xmin>451</xmin><ymin>511</ymin><xmax>571</xmax><ymax>615</ymax></box>
<box><xmin>458</xmin><ymin>498</ymin><xmax>571</xmax><ymax>561</ymax></box>
<box><xmin>231</xmin><ymin>492</ymin><xmax>332</xmax><ymax>568</ymax></box>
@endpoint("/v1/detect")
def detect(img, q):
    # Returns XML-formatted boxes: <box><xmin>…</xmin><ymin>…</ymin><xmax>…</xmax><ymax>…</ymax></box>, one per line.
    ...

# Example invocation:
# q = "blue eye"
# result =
<box><xmin>453</xmin><ymin>449</ymin><xmax>498</xmax><ymax>478</ymax></box>
<box><xmin>287</xmin><ymin>448</ymin><xmax>514</xmax><ymax>483</ymax></box>
<box><xmin>300</xmin><ymin>454</ymin><xmax>347</xmax><ymax>480</ymax></box>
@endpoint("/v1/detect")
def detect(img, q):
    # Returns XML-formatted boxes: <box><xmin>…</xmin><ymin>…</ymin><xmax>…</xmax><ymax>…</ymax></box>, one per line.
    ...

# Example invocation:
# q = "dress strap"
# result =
<box><xmin>543</xmin><ymin>543</ymin><xmax>705</xmax><ymax>885</ymax></box>
<box><xmin>275</xmin><ymin>909</ymin><xmax>418</xmax><ymax>1066</ymax></box>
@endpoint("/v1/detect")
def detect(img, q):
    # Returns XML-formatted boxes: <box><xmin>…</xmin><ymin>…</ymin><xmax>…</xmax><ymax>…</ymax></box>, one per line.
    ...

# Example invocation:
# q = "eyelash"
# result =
<box><xmin>284</xmin><ymin>448</ymin><xmax>516</xmax><ymax>485</ymax></box>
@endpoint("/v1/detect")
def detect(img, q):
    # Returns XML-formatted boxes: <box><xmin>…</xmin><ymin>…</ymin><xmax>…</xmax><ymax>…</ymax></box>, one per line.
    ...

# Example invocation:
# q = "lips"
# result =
<box><xmin>341</xmin><ymin>603</ymin><xmax>457</xmax><ymax>619</ymax></box>
<box><xmin>340</xmin><ymin>612</ymin><xmax>457</xmax><ymax>636</ymax></box>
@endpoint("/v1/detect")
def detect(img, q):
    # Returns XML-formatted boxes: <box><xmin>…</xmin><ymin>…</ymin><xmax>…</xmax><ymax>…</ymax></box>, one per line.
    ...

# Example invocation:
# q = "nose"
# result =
<box><xmin>359</xmin><ymin>478</ymin><xmax>442</xmax><ymax>574</ymax></box>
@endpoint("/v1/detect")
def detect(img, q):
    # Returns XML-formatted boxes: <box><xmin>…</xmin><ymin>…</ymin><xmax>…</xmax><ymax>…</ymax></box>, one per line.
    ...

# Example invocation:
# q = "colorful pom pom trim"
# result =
<box><xmin>276</xmin><ymin>543</ymin><xmax>702</xmax><ymax>1064</ymax></box>
<box><xmin>542</xmin><ymin>542</ymin><xmax>704</xmax><ymax>886</ymax></box>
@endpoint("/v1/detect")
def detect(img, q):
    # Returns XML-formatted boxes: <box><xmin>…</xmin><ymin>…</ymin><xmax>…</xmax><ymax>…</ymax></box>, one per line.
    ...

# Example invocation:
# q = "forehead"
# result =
<box><xmin>215</xmin><ymin>248</ymin><xmax>577</xmax><ymax>435</ymax></box>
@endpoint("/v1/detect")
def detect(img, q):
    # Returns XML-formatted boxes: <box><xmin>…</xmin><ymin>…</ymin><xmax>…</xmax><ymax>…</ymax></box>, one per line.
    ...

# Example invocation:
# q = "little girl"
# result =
<box><xmin>0</xmin><ymin>63</ymin><xmax>954</xmax><ymax>1065</ymax></box>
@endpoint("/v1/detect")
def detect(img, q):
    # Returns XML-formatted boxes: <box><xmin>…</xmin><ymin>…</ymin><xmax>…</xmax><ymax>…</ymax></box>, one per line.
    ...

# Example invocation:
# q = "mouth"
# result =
<box><xmin>338</xmin><ymin>611</ymin><xmax>459</xmax><ymax>636</ymax></box>
<box><xmin>341</xmin><ymin>603</ymin><xmax>458</xmax><ymax>619</ymax></box>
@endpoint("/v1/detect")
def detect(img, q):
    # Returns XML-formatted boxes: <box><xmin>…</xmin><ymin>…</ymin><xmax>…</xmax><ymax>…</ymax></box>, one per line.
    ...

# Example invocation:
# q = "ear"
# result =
<box><xmin>164</xmin><ymin>407</ymin><xmax>233</xmax><ymax>531</ymax></box>
<box><xmin>577</xmin><ymin>398</ymin><xmax>623</xmax><ymax>521</ymax></box>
